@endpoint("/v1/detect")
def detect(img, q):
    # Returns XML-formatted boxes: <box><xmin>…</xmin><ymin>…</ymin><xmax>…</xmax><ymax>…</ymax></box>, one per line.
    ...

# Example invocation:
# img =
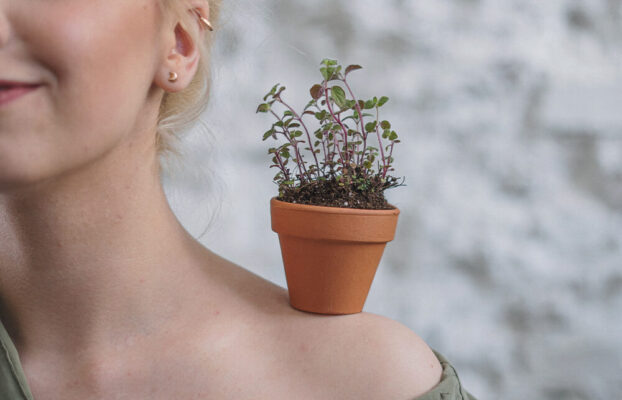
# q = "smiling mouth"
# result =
<box><xmin>0</xmin><ymin>84</ymin><xmax>42</xmax><ymax>107</ymax></box>
<box><xmin>0</xmin><ymin>83</ymin><xmax>40</xmax><ymax>90</ymax></box>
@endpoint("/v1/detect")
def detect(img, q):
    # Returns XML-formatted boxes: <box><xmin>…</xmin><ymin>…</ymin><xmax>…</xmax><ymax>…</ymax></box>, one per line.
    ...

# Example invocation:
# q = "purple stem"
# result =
<box><xmin>311</xmin><ymin>101</ymin><xmax>329</xmax><ymax>167</ymax></box>
<box><xmin>341</xmin><ymin>77</ymin><xmax>367</xmax><ymax>166</ymax></box>
<box><xmin>323</xmin><ymin>81</ymin><xmax>348</xmax><ymax>166</ymax></box>
<box><xmin>385</xmin><ymin>141</ymin><xmax>395</xmax><ymax>176</ymax></box>
<box><xmin>273</xmin><ymin>149</ymin><xmax>291</xmax><ymax>182</ymax></box>
<box><xmin>374</xmin><ymin>105</ymin><xmax>388</xmax><ymax>178</ymax></box>
<box><xmin>276</xmin><ymin>97</ymin><xmax>322</xmax><ymax>178</ymax></box>
<box><xmin>269</xmin><ymin>109</ymin><xmax>309</xmax><ymax>181</ymax></box>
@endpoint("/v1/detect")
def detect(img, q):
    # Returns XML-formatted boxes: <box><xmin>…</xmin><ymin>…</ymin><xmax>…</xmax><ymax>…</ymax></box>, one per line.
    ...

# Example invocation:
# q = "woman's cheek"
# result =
<box><xmin>26</xmin><ymin>0</ymin><xmax>161</xmax><ymax>146</ymax></box>
<box><xmin>39</xmin><ymin>10</ymin><xmax>133</xmax><ymax>126</ymax></box>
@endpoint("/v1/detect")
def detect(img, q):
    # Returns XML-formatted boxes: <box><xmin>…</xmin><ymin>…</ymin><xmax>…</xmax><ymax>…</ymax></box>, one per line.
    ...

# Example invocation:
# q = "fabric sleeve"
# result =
<box><xmin>411</xmin><ymin>348</ymin><xmax>479</xmax><ymax>400</ymax></box>
<box><xmin>0</xmin><ymin>319</ymin><xmax>34</xmax><ymax>400</ymax></box>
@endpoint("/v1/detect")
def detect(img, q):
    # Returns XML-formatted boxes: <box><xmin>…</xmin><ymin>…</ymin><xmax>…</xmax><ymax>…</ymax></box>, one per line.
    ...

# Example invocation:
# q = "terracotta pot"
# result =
<box><xmin>270</xmin><ymin>197</ymin><xmax>400</xmax><ymax>314</ymax></box>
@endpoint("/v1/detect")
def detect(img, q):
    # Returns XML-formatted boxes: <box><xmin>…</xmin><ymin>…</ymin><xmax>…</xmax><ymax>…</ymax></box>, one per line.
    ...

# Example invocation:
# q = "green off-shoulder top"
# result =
<box><xmin>0</xmin><ymin>319</ymin><xmax>477</xmax><ymax>399</ymax></box>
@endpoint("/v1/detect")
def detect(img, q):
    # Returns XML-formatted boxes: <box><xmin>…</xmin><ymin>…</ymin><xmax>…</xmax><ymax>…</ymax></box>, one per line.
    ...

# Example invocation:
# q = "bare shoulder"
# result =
<box><xmin>272</xmin><ymin>311</ymin><xmax>443</xmax><ymax>400</ymax></box>
<box><xmin>201</xmin><ymin>253</ymin><xmax>443</xmax><ymax>399</ymax></box>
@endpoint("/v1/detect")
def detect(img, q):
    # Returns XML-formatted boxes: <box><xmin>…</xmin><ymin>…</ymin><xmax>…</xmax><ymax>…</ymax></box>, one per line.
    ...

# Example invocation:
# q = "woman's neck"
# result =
<box><xmin>0</xmin><ymin>137</ymin><xmax>215</xmax><ymax>363</ymax></box>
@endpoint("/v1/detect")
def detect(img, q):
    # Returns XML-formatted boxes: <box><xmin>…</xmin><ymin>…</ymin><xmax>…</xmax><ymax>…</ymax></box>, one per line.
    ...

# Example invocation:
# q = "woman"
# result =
<box><xmin>0</xmin><ymin>0</ymin><xmax>476</xmax><ymax>398</ymax></box>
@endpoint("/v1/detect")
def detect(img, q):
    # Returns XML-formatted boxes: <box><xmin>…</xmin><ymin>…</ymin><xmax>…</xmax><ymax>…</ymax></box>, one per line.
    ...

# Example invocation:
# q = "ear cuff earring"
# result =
<box><xmin>167</xmin><ymin>8</ymin><xmax>212</xmax><ymax>84</ymax></box>
<box><xmin>193</xmin><ymin>8</ymin><xmax>214</xmax><ymax>31</ymax></box>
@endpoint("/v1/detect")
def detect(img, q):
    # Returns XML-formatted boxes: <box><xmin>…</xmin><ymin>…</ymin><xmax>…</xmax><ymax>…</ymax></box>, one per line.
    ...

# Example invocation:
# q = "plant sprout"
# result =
<box><xmin>256</xmin><ymin>58</ymin><xmax>405</xmax><ymax>209</ymax></box>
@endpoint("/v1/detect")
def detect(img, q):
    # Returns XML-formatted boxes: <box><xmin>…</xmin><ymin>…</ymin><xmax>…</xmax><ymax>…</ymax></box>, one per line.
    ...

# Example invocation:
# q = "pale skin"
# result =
<box><xmin>0</xmin><ymin>0</ymin><xmax>443</xmax><ymax>399</ymax></box>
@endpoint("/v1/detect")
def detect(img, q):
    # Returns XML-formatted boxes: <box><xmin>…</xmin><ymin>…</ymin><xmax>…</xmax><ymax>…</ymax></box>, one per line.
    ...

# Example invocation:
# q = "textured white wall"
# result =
<box><xmin>161</xmin><ymin>1</ymin><xmax>622</xmax><ymax>399</ymax></box>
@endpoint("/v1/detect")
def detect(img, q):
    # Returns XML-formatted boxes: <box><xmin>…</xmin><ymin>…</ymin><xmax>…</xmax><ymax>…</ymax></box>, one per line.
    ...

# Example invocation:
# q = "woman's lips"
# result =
<box><xmin>0</xmin><ymin>84</ymin><xmax>42</xmax><ymax>107</ymax></box>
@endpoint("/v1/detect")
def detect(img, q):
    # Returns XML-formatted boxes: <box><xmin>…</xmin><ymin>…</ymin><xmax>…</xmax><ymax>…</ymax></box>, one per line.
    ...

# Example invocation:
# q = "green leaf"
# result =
<box><xmin>377</xmin><ymin>96</ymin><xmax>389</xmax><ymax>107</ymax></box>
<box><xmin>331</xmin><ymin>86</ymin><xmax>347</xmax><ymax>109</ymax></box>
<box><xmin>364</xmin><ymin>99</ymin><xmax>375</xmax><ymax>109</ymax></box>
<box><xmin>365</xmin><ymin>121</ymin><xmax>377</xmax><ymax>132</ymax></box>
<box><xmin>389</xmin><ymin>131</ymin><xmax>398</xmax><ymax>140</ymax></box>
<box><xmin>289</xmin><ymin>123</ymin><xmax>300</xmax><ymax>128</ymax></box>
<box><xmin>310</xmin><ymin>84</ymin><xmax>323</xmax><ymax>100</ymax></box>
<box><xmin>283</xmin><ymin>110</ymin><xmax>293</xmax><ymax>116</ymax></box>
<box><xmin>320</xmin><ymin>67</ymin><xmax>329</xmax><ymax>80</ymax></box>
<box><xmin>256</xmin><ymin>103</ymin><xmax>270</xmax><ymax>113</ymax></box>
<box><xmin>326</xmin><ymin>68</ymin><xmax>338</xmax><ymax>81</ymax></box>
<box><xmin>269</xmin><ymin>83</ymin><xmax>279</xmax><ymax>95</ymax></box>
<box><xmin>380</xmin><ymin>120</ymin><xmax>391</xmax><ymax>129</ymax></box>
<box><xmin>345</xmin><ymin>64</ymin><xmax>363</xmax><ymax>76</ymax></box>
<box><xmin>262</xmin><ymin>129</ymin><xmax>274</xmax><ymax>141</ymax></box>
<box><xmin>292</xmin><ymin>130</ymin><xmax>304</xmax><ymax>138</ymax></box>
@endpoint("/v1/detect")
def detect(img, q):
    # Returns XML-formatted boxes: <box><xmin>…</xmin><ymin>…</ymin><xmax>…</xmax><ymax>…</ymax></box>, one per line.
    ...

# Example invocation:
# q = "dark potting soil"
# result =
<box><xmin>277</xmin><ymin>175</ymin><xmax>399</xmax><ymax>210</ymax></box>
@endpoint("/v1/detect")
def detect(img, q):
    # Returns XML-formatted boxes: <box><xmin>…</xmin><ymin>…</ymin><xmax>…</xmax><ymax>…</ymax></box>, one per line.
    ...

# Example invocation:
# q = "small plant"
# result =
<box><xmin>256</xmin><ymin>58</ymin><xmax>405</xmax><ymax>209</ymax></box>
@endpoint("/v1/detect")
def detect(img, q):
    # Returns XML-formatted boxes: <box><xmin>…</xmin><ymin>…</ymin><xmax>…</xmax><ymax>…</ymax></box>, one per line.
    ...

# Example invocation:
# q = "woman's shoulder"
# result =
<box><xmin>201</xmin><ymin>253</ymin><xmax>447</xmax><ymax>399</ymax></box>
<box><xmin>223</xmin><ymin>264</ymin><xmax>444</xmax><ymax>399</ymax></box>
<box><xmin>269</xmin><ymin>308</ymin><xmax>444</xmax><ymax>399</ymax></box>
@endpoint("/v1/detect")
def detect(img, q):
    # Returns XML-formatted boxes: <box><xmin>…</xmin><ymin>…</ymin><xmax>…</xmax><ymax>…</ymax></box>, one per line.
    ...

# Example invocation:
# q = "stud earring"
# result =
<box><xmin>168</xmin><ymin>72</ymin><xmax>178</xmax><ymax>82</ymax></box>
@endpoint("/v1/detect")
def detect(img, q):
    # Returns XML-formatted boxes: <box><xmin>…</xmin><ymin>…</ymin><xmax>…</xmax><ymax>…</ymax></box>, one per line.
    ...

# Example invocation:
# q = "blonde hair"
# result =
<box><xmin>156</xmin><ymin>0</ymin><xmax>222</xmax><ymax>171</ymax></box>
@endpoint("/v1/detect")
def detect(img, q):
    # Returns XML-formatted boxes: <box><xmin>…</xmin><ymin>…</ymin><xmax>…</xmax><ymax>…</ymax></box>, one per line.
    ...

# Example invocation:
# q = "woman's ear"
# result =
<box><xmin>154</xmin><ymin>14</ymin><xmax>203</xmax><ymax>93</ymax></box>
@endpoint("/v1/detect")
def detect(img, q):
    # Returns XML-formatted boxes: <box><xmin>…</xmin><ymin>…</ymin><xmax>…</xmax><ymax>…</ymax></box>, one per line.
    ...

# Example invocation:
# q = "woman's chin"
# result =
<box><xmin>0</xmin><ymin>156</ymin><xmax>53</xmax><ymax>194</ymax></box>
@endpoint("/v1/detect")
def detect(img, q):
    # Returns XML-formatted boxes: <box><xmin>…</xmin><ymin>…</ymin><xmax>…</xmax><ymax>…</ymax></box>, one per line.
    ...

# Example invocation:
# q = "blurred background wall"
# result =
<box><xmin>160</xmin><ymin>0</ymin><xmax>622</xmax><ymax>399</ymax></box>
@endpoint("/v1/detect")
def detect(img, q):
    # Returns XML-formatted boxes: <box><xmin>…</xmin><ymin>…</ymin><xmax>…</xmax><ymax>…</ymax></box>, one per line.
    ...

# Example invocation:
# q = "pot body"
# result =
<box><xmin>270</xmin><ymin>197</ymin><xmax>400</xmax><ymax>314</ymax></box>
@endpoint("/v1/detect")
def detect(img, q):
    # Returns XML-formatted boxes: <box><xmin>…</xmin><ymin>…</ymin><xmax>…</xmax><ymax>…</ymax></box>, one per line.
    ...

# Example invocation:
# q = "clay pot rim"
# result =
<box><xmin>270</xmin><ymin>196</ymin><xmax>399</xmax><ymax>215</ymax></box>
